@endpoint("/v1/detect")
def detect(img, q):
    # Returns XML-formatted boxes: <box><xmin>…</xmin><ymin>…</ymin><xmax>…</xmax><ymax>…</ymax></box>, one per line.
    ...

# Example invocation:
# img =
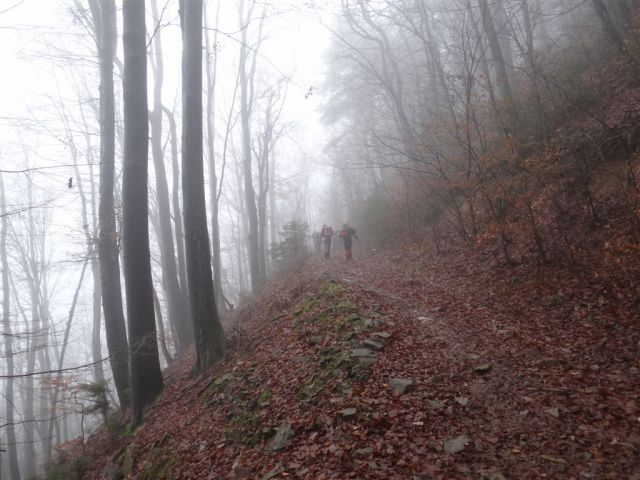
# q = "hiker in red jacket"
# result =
<box><xmin>321</xmin><ymin>225</ymin><xmax>334</xmax><ymax>258</ymax></box>
<box><xmin>339</xmin><ymin>223</ymin><xmax>358</xmax><ymax>261</ymax></box>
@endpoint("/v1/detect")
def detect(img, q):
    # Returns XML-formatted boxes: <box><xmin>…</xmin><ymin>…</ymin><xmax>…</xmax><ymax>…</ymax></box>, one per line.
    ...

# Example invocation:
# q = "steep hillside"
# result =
<box><xmin>61</xmin><ymin>239</ymin><xmax>640</xmax><ymax>480</ymax></box>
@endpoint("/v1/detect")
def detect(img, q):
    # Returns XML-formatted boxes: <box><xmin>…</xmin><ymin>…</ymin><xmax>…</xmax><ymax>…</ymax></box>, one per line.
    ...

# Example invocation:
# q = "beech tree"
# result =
<box><xmin>122</xmin><ymin>0</ymin><xmax>163</xmax><ymax>424</ymax></box>
<box><xmin>180</xmin><ymin>0</ymin><xmax>226</xmax><ymax>372</ymax></box>
<box><xmin>149</xmin><ymin>0</ymin><xmax>193</xmax><ymax>352</ymax></box>
<box><xmin>1</xmin><ymin>173</ymin><xmax>21</xmax><ymax>480</ymax></box>
<box><xmin>88</xmin><ymin>0</ymin><xmax>130</xmax><ymax>411</ymax></box>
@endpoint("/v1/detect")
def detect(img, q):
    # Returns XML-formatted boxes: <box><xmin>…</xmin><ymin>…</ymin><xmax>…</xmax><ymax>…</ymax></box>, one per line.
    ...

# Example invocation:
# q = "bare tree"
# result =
<box><xmin>181</xmin><ymin>0</ymin><xmax>226</xmax><ymax>372</ymax></box>
<box><xmin>122</xmin><ymin>0</ymin><xmax>163</xmax><ymax>424</ymax></box>
<box><xmin>149</xmin><ymin>0</ymin><xmax>193</xmax><ymax>352</ymax></box>
<box><xmin>88</xmin><ymin>0</ymin><xmax>131</xmax><ymax>411</ymax></box>
<box><xmin>1</xmin><ymin>173</ymin><xmax>21</xmax><ymax>480</ymax></box>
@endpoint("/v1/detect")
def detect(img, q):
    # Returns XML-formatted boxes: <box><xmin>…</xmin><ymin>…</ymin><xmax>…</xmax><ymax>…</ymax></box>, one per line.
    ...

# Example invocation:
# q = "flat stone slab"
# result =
<box><xmin>340</xmin><ymin>407</ymin><xmax>357</xmax><ymax>418</ymax></box>
<box><xmin>443</xmin><ymin>435</ymin><xmax>470</xmax><ymax>454</ymax></box>
<box><xmin>372</xmin><ymin>331</ymin><xmax>392</xmax><ymax>339</ymax></box>
<box><xmin>473</xmin><ymin>364</ymin><xmax>492</xmax><ymax>374</ymax></box>
<box><xmin>351</xmin><ymin>348</ymin><xmax>375</xmax><ymax>357</ymax></box>
<box><xmin>267</xmin><ymin>423</ymin><xmax>294</xmax><ymax>451</ymax></box>
<box><xmin>389</xmin><ymin>378</ymin><xmax>414</xmax><ymax>394</ymax></box>
<box><xmin>362</xmin><ymin>339</ymin><xmax>384</xmax><ymax>351</ymax></box>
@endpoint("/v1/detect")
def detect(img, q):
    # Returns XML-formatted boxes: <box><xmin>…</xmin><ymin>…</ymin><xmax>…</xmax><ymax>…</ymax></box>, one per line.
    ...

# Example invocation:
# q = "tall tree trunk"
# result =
<box><xmin>181</xmin><ymin>0</ymin><xmax>226</xmax><ymax>372</ymax></box>
<box><xmin>90</xmin><ymin>0</ymin><xmax>131</xmax><ymax>411</ymax></box>
<box><xmin>149</xmin><ymin>0</ymin><xmax>193</xmax><ymax>352</ymax></box>
<box><xmin>122</xmin><ymin>0</ymin><xmax>164</xmax><ymax>425</ymax></box>
<box><xmin>205</xmin><ymin>2</ymin><xmax>225</xmax><ymax>309</ymax></box>
<box><xmin>162</xmin><ymin>106</ymin><xmax>189</xmax><ymax>297</ymax></box>
<box><xmin>1</xmin><ymin>174</ymin><xmax>21</xmax><ymax>480</ymax></box>
<box><xmin>478</xmin><ymin>0</ymin><xmax>514</xmax><ymax>105</ymax></box>
<box><xmin>239</xmin><ymin>0</ymin><xmax>261</xmax><ymax>292</ymax></box>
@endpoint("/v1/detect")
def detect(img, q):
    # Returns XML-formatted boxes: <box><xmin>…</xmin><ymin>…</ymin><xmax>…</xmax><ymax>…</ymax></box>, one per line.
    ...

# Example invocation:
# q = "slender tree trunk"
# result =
<box><xmin>122</xmin><ymin>0</ymin><xmax>163</xmax><ymax>425</ymax></box>
<box><xmin>181</xmin><ymin>0</ymin><xmax>226</xmax><ymax>372</ymax></box>
<box><xmin>90</xmin><ymin>0</ymin><xmax>131</xmax><ymax>411</ymax></box>
<box><xmin>150</xmin><ymin>0</ymin><xmax>193</xmax><ymax>352</ymax></box>
<box><xmin>162</xmin><ymin>106</ymin><xmax>189</xmax><ymax>296</ymax></box>
<box><xmin>47</xmin><ymin>259</ymin><xmax>89</xmax><ymax>454</ymax></box>
<box><xmin>205</xmin><ymin>3</ymin><xmax>225</xmax><ymax>309</ymax></box>
<box><xmin>478</xmin><ymin>0</ymin><xmax>514</xmax><ymax>104</ymax></box>
<box><xmin>152</xmin><ymin>286</ymin><xmax>174</xmax><ymax>366</ymax></box>
<box><xmin>239</xmin><ymin>0</ymin><xmax>261</xmax><ymax>292</ymax></box>
<box><xmin>1</xmin><ymin>174</ymin><xmax>21</xmax><ymax>480</ymax></box>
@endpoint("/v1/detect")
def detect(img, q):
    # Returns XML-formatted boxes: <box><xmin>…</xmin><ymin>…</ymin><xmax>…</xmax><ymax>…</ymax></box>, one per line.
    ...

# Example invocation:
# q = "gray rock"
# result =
<box><xmin>389</xmin><ymin>378</ymin><xmax>414</xmax><ymax>394</ymax></box>
<box><xmin>545</xmin><ymin>407</ymin><xmax>560</xmax><ymax>418</ymax></box>
<box><xmin>351</xmin><ymin>348</ymin><xmax>377</xmax><ymax>363</ymax></box>
<box><xmin>353</xmin><ymin>446</ymin><xmax>373</xmax><ymax>457</ymax></box>
<box><xmin>372</xmin><ymin>331</ymin><xmax>392</xmax><ymax>339</ymax></box>
<box><xmin>443</xmin><ymin>435</ymin><xmax>470</xmax><ymax>454</ymax></box>
<box><xmin>426</xmin><ymin>399</ymin><xmax>444</xmax><ymax>409</ymax></box>
<box><xmin>340</xmin><ymin>407</ymin><xmax>357</xmax><ymax>418</ymax></box>
<box><xmin>362</xmin><ymin>339</ymin><xmax>384</xmax><ymax>351</ymax></box>
<box><xmin>351</xmin><ymin>348</ymin><xmax>374</xmax><ymax>357</ymax></box>
<box><xmin>534</xmin><ymin>357</ymin><xmax>563</xmax><ymax>368</ymax></box>
<box><xmin>473</xmin><ymin>364</ymin><xmax>492</xmax><ymax>374</ymax></box>
<box><xmin>455</xmin><ymin>396</ymin><xmax>469</xmax><ymax>407</ymax></box>
<box><xmin>267</xmin><ymin>423</ymin><xmax>294</xmax><ymax>451</ymax></box>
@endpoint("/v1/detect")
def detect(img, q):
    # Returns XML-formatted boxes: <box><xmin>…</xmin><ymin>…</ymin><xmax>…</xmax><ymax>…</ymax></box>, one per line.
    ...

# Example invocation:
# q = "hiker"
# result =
<box><xmin>339</xmin><ymin>223</ymin><xmax>358</xmax><ymax>261</ymax></box>
<box><xmin>321</xmin><ymin>224</ymin><xmax>334</xmax><ymax>258</ymax></box>
<box><xmin>312</xmin><ymin>231</ymin><xmax>322</xmax><ymax>254</ymax></box>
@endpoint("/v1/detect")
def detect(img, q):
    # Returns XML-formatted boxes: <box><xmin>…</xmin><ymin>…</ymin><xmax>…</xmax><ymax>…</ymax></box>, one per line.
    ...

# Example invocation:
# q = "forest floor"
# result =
<box><xmin>78</xmin><ymin>241</ymin><xmax>640</xmax><ymax>480</ymax></box>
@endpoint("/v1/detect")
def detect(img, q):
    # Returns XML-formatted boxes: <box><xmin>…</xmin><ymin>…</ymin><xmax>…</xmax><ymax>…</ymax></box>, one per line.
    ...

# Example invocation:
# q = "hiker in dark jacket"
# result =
<box><xmin>339</xmin><ymin>223</ymin><xmax>358</xmax><ymax>261</ymax></box>
<box><xmin>321</xmin><ymin>225</ymin><xmax>334</xmax><ymax>258</ymax></box>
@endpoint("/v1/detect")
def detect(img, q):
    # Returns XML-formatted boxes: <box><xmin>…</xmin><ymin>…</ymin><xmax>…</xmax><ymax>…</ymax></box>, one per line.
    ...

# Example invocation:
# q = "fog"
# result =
<box><xmin>0</xmin><ymin>0</ymin><xmax>631</xmax><ymax>477</ymax></box>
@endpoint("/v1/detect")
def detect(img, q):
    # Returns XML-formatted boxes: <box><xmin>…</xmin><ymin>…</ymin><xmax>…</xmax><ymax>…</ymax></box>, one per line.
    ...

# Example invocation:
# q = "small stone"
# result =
<box><xmin>351</xmin><ymin>348</ymin><xmax>375</xmax><ymax>357</ymax></box>
<box><xmin>267</xmin><ymin>424</ymin><xmax>294</xmax><ymax>451</ymax></box>
<box><xmin>455</xmin><ymin>396</ymin><xmax>469</xmax><ymax>407</ymax></box>
<box><xmin>473</xmin><ymin>364</ymin><xmax>492</xmax><ymax>374</ymax></box>
<box><xmin>443</xmin><ymin>435</ymin><xmax>470</xmax><ymax>454</ymax></box>
<box><xmin>468</xmin><ymin>353</ymin><xmax>482</xmax><ymax>360</ymax></box>
<box><xmin>545</xmin><ymin>407</ymin><xmax>560</xmax><ymax>418</ymax></box>
<box><xmin>534</xmin><ymin>358</ymin><xmax>563</xmax><ymax>368</ymax></box>
<box><xmin>362</xmin><ymin>339</ymin><xmax>384</xmax><ymax>351</ymax></box>
<box><xmin>352</xmin><ymin>446</ymin><xmax>373</xmax><ymax>457</ymax></box>
<box><xmin>427</xmin><ymin>399</ymin><xmax>444</xmax><ymax>409</ymax></box>
<box><xmin>372</xmin><ymin>331</ymin><xmax>392</xmax><ymax>339</ymax></box>
<box><xmin>340</xmin><ymin>407</ymin><xmax>357</xmax><ymax>418</ymax></box>
<box><xmin>363</xmin><ymin>319</ymin><xmax>382</xmax><ymax>328</ymax></box>
<box><xmin>389</xmin><ymin>378</ymin><xmax>415</xmax><ymax>394</ymax></box>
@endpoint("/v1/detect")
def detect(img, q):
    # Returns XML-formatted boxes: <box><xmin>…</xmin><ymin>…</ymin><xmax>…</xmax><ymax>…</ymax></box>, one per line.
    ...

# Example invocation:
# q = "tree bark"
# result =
<box><xmin>1</xmin><ymin>174</ymin><xmax>21</xmax><ymax>480</ymax></box>
<box><xmin>90</xmin><ymin>0</ymin><xmax>131</xmax><ymax>411</ymax></box>
<box><xmin>478</xmin><ymin>0</ymin><xmax>514</xmax><ymax>105</ymax></box>
<box><xmin>149</xmin><ymin>0</ymin><xmax>193</xmax><ymax>352</ymax></box>
<box><xmin>239</xmin><ymin>0</ymin><xmax>262</xmax><ymax>292</ymax></box>
<box><xmin>204</xmin><ymin>2</ymin><xmax>225</xmax><ymax>309</ymax></box>
<box><xmin>181</xmin><ymin>0</ymin><xmax>226</xmax><ymax>372</ymax></box>
<box><xmin>122</xmin><ymin>0</ymin><xmax>164</xmax><ymax>425</ymax></box>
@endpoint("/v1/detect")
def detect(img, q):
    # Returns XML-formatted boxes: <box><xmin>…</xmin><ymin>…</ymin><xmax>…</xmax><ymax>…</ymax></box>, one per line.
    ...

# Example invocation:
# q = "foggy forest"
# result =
<box><xmin>0</xmin><ymin>0</ymin><xmax>639</xmax><ymax>478</ymax></box>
